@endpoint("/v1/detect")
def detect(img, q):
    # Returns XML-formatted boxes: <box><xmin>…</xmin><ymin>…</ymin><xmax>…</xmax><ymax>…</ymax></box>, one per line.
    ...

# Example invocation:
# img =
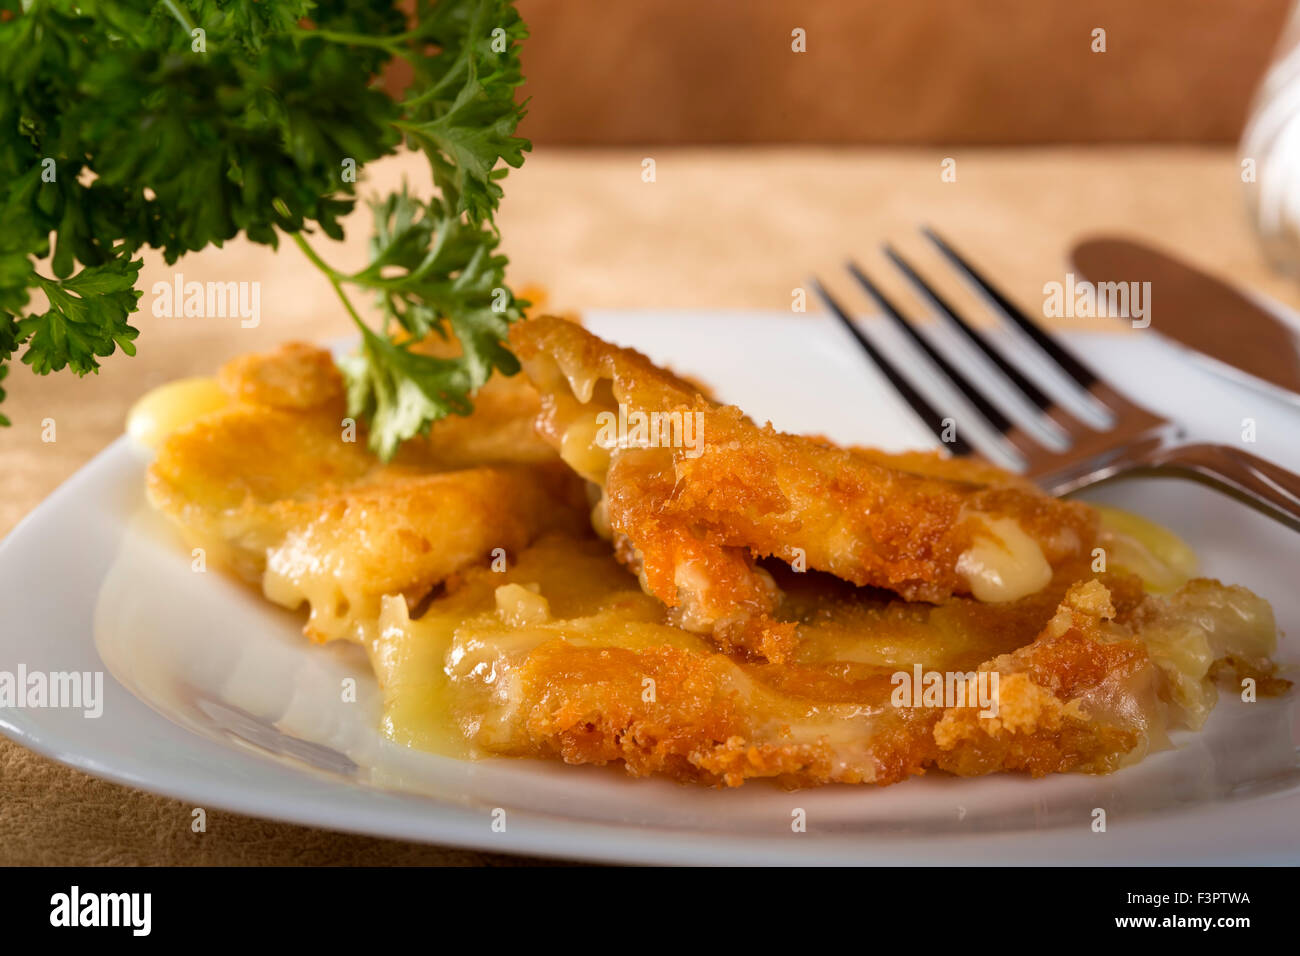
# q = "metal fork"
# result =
<box><xmin>812</xmin><ymin>228</ymin><xmax>1300</xmax><ymax>531</ymax></box>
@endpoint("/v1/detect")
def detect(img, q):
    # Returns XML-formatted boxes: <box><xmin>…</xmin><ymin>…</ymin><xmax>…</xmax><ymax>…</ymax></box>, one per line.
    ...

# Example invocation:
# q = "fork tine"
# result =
<box><xmin>846</xmin><ymin>260</ymin><xmax>1037</xmax><ymax>460</ymax></box>
<box><xmin>882</xmin><ymin>245</ymin><xmax>1060</xmax><ymax>414</ymax></box>
<box><xmin>922</xmin><ymin>227</ymin><xmax>1104</xmax><ymax>395</ymax></box>
<box><xmin>811</xmin><ymin>277</ymin><xmax>974</xmax><ymax>457</ymax></box>
<box><xmin>882</xmin><ymin>244</ymin><xmax>1096</xmax><ymax>452</ymax></box>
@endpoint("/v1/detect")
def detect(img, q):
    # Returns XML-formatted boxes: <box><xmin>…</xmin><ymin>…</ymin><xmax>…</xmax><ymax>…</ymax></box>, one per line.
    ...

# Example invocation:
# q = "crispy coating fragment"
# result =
<box><xmin>509</xmin><ymin>315</ymin><xmax>1098</xmax><ymax>661</ymax></box>
<box><xmin>147</xmin><ymin>342</ymin><xmax>589</xmax><ymax>643</ymax></box>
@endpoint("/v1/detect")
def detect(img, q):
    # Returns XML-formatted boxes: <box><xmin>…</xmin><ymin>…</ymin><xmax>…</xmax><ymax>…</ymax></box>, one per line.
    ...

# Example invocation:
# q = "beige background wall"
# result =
<box><xmin>498</xmin><ymin>0</ymin><xmax>1293</xmax><ymax>145</ymax></box>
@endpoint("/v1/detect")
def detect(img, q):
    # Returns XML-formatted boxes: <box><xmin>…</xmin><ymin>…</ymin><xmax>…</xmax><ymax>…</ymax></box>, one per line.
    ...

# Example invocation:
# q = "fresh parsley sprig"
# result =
<box><xmin>0</xmin><ymin>0</ymin><xmax>530</xmax><ymax>455</ymax></box>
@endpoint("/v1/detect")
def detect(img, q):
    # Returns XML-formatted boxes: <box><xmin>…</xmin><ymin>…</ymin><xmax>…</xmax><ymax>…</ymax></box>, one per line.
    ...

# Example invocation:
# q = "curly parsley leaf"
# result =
<box><xmin>399</xmin><ymin>0</ymin><xmax>530</xmax><ymax>225</ymax></box>
<box><xmin>19</xmin><ymin>251</ymin><xmax>142</xmax><ymax>376</ymax></box>
<box><xmin>341</xmin><ymin>329</ymin><xmax>471</xmax><ymax>461</ymax></box>
<box><xmin>327</xmin><ymin>184</ymin><xmax>524</xmax><ymax>454</ymax></box>
<box><xmin>0</xmin><ymin>314</ymin><xmax>18</xmax><ymax>427</ymax></box>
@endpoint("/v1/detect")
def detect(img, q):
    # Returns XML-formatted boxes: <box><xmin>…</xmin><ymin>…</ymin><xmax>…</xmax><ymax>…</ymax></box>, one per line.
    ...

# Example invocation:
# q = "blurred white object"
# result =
<box><xmin>1243</xmin><ymin>4</ymin><xmax>1300</xmax><ymax>272</ymax></box>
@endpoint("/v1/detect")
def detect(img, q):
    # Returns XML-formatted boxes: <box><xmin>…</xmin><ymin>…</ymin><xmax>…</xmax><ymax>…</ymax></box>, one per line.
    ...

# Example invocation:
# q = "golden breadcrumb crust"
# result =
<box><xmin>510</xmin><ymin>315</ymin><xmax>1097</xmax><ymax>661</ymax></box>
<box><xmin>147</xmin><ymin>342</ymin><xmax>589</xmax><ymax>642</ymax></box>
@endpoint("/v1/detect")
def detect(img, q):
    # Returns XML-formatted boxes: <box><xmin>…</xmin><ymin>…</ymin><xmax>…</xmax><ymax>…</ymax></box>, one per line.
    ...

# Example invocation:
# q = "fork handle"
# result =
<box><xmin>1138</xmin><ymin>443</ymin><xmax>1300</xmax><ymax>533</ymax></box>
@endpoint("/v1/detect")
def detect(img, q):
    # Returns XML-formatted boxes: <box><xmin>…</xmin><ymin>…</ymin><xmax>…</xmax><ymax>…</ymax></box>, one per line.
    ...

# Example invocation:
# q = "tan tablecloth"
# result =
<box><xmin>2</xmin><ymin>146</ymin><xmax>1296</xmax><ymax>865</ymax></box>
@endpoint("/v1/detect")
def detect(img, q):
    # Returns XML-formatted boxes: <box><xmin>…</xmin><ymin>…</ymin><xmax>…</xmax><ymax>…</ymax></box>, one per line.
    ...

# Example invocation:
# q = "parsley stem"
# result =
<box><xmin>289</xmin><ymin>230</ymin><xmax>341</xmax><ymax>280</ymax></box>
<box><xmin>161</xmin><ymin>0</ymin><xmax>196</xmax><ymax>35</ymax></box>
<box><xmin>301</xmin><ymin>28</ymin><xmax>422</xmax><ymax>56</ymax></box>
<box><xmin>290</xmin><ymin>232</ymin><xmax>371</xmax><ymax>337</ymax></box>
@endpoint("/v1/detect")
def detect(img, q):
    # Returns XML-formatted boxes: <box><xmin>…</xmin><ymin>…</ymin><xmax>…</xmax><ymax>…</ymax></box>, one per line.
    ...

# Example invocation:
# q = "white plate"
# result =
<box><xmin>1</xmin><ymin>310</ymin><xmax>1297</xmax><ymax>866</ymax></box>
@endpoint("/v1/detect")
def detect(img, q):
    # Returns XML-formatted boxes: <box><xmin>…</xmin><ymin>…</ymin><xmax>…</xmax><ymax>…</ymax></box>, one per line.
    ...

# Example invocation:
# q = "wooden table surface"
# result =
<box><xmin>2</xmin><ymin>146</ymin><xmax>1294</xmax><ymax>865</ymax></box>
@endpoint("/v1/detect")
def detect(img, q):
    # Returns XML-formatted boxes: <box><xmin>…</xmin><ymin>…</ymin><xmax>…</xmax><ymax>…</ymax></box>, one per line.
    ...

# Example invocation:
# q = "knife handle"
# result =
<box><xmin>1140</xmin><ymin>443</ymin><xmax>1300</xmax><ymax>534</ymax></box>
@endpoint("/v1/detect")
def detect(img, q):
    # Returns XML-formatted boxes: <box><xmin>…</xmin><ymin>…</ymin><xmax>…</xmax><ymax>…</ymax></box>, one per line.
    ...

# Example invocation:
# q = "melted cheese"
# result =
<box><xmin>956</xmin><ymin>514</ymin><xmax>1052</xmax><ymax>603</ymax></box>
<box><xmin>370</xmin><ymin>536</ymin><xmax>673</xmax><ymax>756</ymax></box>
<box><xmin>262</xmin><ymin>537</ymin><xmax>373</xmax><ymax>645</ymax></box>
<box><xmin>954</xmin><ymin>505</ymin><xmax>1195</xmax><ymax>602</ymax></box>
<box><xmin>495</xmin><ymin>582</ymin><xmax>551</xmax><ymax>626</ymax></box>
<box><xmin>370</xmin><ymin>594</ymin><xmax>473</xmax><ymax>758</ymax></box>
<box><xmin>1093</xmin><ymin>504</ymin><xmax>1197</xmax><ymax>593</ymax></box>
<box><xmin>126</xmin><ymin>377</ymin><xmax>228</xmax><ymax>450</ymax></box>
<box><xmin>559</xmin><ymin>412</ymin><xmax>613</xmax><ymax>482</ymax></box>
<box><xmin>1138</xmin><ymin>579</ymin><xmax>1277</xmax><ymax>729</ymax></box>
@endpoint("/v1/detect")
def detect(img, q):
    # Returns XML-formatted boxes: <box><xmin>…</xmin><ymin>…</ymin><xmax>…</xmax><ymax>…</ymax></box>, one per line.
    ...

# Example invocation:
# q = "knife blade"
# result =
<box><xmin>1071</xmin><ymin>236</ymin><xmax>1300</xmax><ymax>403</ymax></box>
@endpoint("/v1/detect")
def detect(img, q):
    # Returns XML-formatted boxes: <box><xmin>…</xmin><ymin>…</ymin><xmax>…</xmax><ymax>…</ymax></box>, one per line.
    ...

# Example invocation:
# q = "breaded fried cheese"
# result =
<box><xmin>375</xmin><ymin>534</ymin><xmax>1284</xmax><ymax>788</ymax></box>
<box><xmin>140</xmin><ymin>335</ymin><xmax>1288</xmax><ymax>791</ymax></box>
<box><xmin>145</xmin><ymin>343</ymin><xmax>590</xmax><ymax>644</ymax></box>
<box><xmin>509</xmin><ymin>316</ymin><xmax>1098</xmax><ymax>662</ymax></box>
